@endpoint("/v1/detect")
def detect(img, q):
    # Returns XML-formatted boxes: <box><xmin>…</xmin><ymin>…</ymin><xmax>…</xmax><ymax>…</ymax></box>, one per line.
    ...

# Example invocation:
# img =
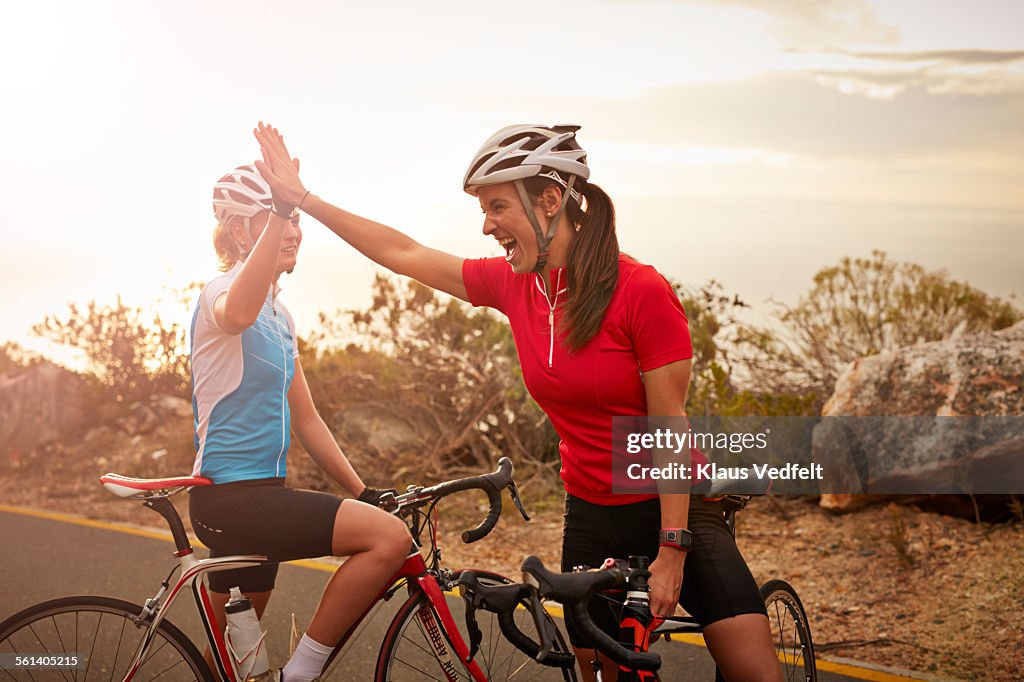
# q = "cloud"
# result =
<box><xmin>831</xmin><ymin>49</ymin><xmax>1024</xmax><ymax>66</ymax></box>
<box><xmin>809</xmin><ymin>68</ymin><xmax>1024</xmax><ymax>98</ymax></box>
<box><xmin>571</xmin><ymin>72</ymin><xmax>1024</xmax><ymax>160</ymax></box>
<box><xmin>688</xmin><ymin>0</ymin><xmax>899</xmax><ymax>46</ymax></box>
<box><xmin>797</xmin><ymin>48</ymin><xmax>1024</xmax><ymax>98</ymax></box>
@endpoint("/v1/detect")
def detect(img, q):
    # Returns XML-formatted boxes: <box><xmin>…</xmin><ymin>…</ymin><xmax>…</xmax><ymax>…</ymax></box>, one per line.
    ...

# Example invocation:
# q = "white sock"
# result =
<box><xmin>282</xmin><ymin>633</ymin><xmax>333</xmax><ymax>681</ymax></box>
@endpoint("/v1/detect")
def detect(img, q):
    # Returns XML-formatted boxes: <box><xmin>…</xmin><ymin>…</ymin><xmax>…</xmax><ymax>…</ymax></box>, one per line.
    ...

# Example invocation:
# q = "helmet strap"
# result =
<box><xmin>514</xmin><ymin>176</ymin><xmax>578</xmax><ymax>274</ymax></box>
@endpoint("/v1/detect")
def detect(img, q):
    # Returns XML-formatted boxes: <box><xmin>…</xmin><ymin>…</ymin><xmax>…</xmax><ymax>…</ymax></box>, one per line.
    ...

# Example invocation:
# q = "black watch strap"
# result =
<box><xmin>658</xmin><ymin>528</ymin><xmax>694</xmax><ymax>551</ymax></box>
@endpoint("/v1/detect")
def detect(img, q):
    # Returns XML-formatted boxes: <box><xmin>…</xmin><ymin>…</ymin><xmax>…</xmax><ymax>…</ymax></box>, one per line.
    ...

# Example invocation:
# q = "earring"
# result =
<box><xmin>546</xmin><ymin>211</ymin><xmax>553</xmax><ymax>217</ymax></box>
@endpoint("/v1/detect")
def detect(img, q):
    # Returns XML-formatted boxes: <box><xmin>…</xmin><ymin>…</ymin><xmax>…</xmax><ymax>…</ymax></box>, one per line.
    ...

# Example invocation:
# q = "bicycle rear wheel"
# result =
<box><xmin>374</xmin><ymin>572</ymin><xmax>577</xmax><ymax>681</ymax></box>
<box><xmin>0</xmin><ymin>595</ymin><xmax>214</xmax><ymax>681</ymax></box>
<box><xmin>760</xmin><ymin>580</ymin><xmax>816</xmax><ymax>682</ymax></box>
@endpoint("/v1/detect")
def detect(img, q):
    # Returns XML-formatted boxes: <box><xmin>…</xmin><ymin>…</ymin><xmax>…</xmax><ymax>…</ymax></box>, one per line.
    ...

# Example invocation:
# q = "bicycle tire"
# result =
<box><xmin>760</xmin><ymin>580</ymin><xmax>817</xmax><ymax>682</ymax></box>
<box><xmin>0</xmin><ymin>595</ymin><xmax>214</xmax><ymax>681</ymax></box>
<box><xmin>374</xmin><ymin>572</ymin><xmax>577</xmax><ymax>681</ymax></box>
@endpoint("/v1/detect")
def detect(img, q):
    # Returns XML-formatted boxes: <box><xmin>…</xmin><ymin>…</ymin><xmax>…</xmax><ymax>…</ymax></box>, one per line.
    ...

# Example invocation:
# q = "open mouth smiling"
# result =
<box><xmin>498</xmin><ymin>237</ymin><xmax>517</xmax><ymax>262</ymax></box>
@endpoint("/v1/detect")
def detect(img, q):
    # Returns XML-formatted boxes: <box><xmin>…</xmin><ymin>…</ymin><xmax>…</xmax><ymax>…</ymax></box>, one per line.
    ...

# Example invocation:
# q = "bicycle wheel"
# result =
<box><xmin>760</xmin><ymin>580</ymin><xmax>816</xmax><ymax>682</ymax></box>
<box><xmin>0</xmin><ymin>596</ymin><xmax>214</xmax><ymax>681</ymax></box>
<box><xmin>374</xmin><ymin>572</ymin><xmax>577</xmax><ymax>681</ymax></box>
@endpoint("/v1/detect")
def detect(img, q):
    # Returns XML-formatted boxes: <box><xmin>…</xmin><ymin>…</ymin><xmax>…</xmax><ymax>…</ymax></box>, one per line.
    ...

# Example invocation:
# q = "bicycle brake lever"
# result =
<box><xmin>464</xmin><ymin>598</ymin><xmax>482</xmax><ymax>663</ymax></box>
<box><xmin>458</xmin><ymin>573</ymin><xmax>484</xmax><ymax>663</ymax></box>
<box><xmin>524</xmin><ymin>586</ymin><xmax>554</xmax><ymax>661</ymax></box>
<box><xmin>508</xmin><ymin>481</ymin><xmax>531</xmax><ymax>521</ymax></box>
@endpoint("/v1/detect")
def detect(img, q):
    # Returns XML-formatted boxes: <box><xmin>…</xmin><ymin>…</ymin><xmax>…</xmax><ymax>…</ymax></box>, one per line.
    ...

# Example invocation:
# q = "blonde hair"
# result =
<box><xmin>212</xmin><ymin>221</ymin><xmax>243</xmax><ymax>272</ymax></box>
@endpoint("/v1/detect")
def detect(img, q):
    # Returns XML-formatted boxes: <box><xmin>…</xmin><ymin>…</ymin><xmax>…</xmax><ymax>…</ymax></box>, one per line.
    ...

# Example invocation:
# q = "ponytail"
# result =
<box><xmin>524</xmin><ymin>178</ymin><xmax>619</xmax><ymax>350</ymax></box>
<box><xmin>561</xmin><ymin>182</ymin><xmax>619</xmax><ymax>350</ymax></box>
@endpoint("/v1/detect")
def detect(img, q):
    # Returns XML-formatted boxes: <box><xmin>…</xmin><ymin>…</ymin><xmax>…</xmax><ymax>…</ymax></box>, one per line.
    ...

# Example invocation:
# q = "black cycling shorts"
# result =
<box><xmin>188</xmin><ymin>478</ymin><xmax>342</xmax><ymax>593</ymax></box>
<box><xmin>561</xmin><ymin>494</ymin><xmax>766</xmax><ymax>648</ymax></box>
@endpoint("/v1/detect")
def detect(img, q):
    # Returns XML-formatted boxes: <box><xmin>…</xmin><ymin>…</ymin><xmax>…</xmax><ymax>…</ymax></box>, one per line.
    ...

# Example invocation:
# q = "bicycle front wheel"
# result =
<box><xmin>375</xmin><ymin>572</ymin><xmax>577</xmax><ymax>681</ymax></box>
<box><xmin>0</xmin><ymin>595</ymin><xmax>214</xmax><ymax>681</ymax></box>
<box><xmin>760</xmin><ymin>580</ymin><xmax>817</xmax><ymax>682</ymax></box>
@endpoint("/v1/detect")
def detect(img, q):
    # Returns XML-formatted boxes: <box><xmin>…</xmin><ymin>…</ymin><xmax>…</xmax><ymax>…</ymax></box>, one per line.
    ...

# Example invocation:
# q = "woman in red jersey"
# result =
<box><xmin>254</xmin><ymin>122</ymin><xmax>781</xmax><ymax>682</ymax></box>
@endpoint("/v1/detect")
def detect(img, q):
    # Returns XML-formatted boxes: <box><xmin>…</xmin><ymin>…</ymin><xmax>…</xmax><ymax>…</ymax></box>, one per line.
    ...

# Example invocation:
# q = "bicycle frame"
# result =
<box><xmin>127</xmin><ymin>524</ymin><xmax>493</xmax><ymax>682</ymax></box>
<box><xmin>101</xmin><ymin>459</ymin><xmax>532</xmax><ymax>682</ymax></box>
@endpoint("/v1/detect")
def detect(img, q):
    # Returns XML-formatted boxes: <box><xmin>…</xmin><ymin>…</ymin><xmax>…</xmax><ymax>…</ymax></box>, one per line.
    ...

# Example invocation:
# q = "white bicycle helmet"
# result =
<box><xmin>212</xmin><ymin>165</ymin><xmax>273</xmax><ymax>228</ymax></box>
<box><xmin>464</xmin><ymin>125</ymin><xmax>590</xmax><ymax>272</ymax></box>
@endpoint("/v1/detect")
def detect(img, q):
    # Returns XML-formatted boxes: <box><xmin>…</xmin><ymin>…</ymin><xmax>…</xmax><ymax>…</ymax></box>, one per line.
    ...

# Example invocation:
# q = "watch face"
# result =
<box><xmin>660</xmin><ymin>529</ymin><xmax>693</xmax><ymax>548</ymax></box>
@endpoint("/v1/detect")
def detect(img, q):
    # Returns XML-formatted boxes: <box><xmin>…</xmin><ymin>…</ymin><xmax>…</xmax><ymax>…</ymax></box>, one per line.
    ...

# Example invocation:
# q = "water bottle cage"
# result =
<box><xmin>226</xmin><ymin>629</ymin><xmax>268</xmax><ymax>680</ymax></box>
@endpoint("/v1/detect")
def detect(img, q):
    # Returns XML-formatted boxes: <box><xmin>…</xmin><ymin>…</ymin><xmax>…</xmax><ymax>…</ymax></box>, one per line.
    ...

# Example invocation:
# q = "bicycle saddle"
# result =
<box><xmin>100</xmin><ymin>473</ymin><xmax>213</xmax><ymax>498</ymax></box>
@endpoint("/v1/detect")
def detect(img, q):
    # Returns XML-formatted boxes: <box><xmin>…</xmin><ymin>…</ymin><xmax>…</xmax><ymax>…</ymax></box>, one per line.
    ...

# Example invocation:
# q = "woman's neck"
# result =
<box><xmin>540</xmin><ymin>220</ymin><xmax>573</xmax><ymax>286</ymax></box>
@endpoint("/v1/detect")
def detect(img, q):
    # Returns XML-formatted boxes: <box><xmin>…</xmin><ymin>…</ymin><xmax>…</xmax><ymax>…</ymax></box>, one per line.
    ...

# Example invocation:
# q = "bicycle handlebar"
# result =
<box><xmin>458</xmin><ymin>571</ymin><xmax>575</xmax><ymax>669</ymax></box>
<box><xmin>521</xmin><ymin>555</ymin><xmax>662</xmax><ymax>672</ymax></box>
<box><xmin>387</xmin><ymin>456</ymin><xmax>531</xmax><ymax>544</ymax></box>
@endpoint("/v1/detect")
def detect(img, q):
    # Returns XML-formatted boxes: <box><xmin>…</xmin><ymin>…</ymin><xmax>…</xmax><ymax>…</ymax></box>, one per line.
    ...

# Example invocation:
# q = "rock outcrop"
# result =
<box><xmin>0</xmin><ymin>364</ymin><xmax>89</xmax><ymax>466</ymax></box>
<box><xmin>815</xmin><ymin>320</ymin><xmax>1024</xmax><ymax>511</ymax></box>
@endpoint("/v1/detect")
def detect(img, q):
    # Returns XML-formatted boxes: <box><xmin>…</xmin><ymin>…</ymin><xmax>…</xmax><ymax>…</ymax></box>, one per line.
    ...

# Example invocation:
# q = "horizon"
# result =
<box><xmin>2</xmin><ymin>0</ymin><xmax>1022</xmax><ymax>365</ymax></box>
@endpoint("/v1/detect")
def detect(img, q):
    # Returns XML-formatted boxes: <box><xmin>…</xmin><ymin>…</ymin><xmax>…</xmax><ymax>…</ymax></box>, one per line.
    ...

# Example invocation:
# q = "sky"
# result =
<box><xmin>1</xmin><ymin>0</ymin><xmax>1022</xmax><ymax>363</ymax></box>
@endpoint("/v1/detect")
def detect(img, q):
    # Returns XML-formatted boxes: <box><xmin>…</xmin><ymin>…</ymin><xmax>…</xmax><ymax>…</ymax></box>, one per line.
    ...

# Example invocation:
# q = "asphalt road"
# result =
<box><xmin>0</xmin><ymin>508</ymin><xmax>866</xmax><ymax>681</ymax></box>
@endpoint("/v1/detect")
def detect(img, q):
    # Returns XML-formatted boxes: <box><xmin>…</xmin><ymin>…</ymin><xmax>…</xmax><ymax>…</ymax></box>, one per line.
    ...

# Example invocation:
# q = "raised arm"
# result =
<box><xmin>215</xmin><ymin>210</ymin><xmax>294</xmax><ymax>335</ymax></box>
<box><xmin>254</xmin><ymin>123</ymin><xmax>468</xmax><ymax>302</ymax></box>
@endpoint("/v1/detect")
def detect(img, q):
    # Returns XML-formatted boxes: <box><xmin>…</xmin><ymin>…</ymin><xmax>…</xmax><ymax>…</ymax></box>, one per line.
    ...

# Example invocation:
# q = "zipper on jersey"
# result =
<box><xmin>270</xmin><ymin>291</ymin><xmax>288</xmax><ymax>476</ymax></box>
<box><xmin>534</xmin><ymin>269</ymin><xmax>567</xmax><ymax>368</ymax></box>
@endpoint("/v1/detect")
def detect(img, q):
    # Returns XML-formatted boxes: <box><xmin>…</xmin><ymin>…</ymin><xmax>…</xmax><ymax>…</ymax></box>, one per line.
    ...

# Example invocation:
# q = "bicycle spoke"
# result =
<box><xmin>0</xmin><ymin>636</ymin><xmax>31</xmax><ymax>682</ymax></box>
<box><xmin>141</xmin><ymin>636</ymin><xmax>170</xmax><ymax>667</ymax></box>
<box><xmin>787</xmin><ymin>606</ymin><xmax>801</xmax><ymax>678</ymax></box>
<box><xmin>83</xmin><ymin>612</ymin><xmax>101</xmax><ymax>681</ymax></box>
<box><xmin>110</xmin><ymin>616</ymin><xmax>128</xmax><ymax>682</ymax></box>
<box><xmin>148</xmin><ymin>656</ymin><xmax>187</xmax><ymax>680</ymax></box>
<box><xmin>2</xmin><ymin>599</ymin><xmax>208</xmax><ymax>682</ymax></box>
<box><xmin>495</xmin><ymin>611</ymin><xmax>524</xmax><ymax>679</ymax></box>
<box><xmin>398</xmin><ymin>632</ymin><xmax>437</xmax><ymax>659</ymax></box>
<box><xmin>398</xmin><ymin>610</ymin><xmax>469</xmax><ymax>681</ymax></box>
<box><xmin>23</xmin><ymin>623</ymin><xmax>47</xmax><ymax>682</ymax></box>
<box><xmin>49</xmin><ymin>616</ymin><xmax>73</xmax><ymax>682</ymax></box>
<box><xmin>388</xmin><ymin>655</ymin><xmax>450</xmax><ymax>682</ymax></box>
<box><xmin>486</xmin><ymin>605</ymin><xmax>498</xmax><ymax>674</ymax></box>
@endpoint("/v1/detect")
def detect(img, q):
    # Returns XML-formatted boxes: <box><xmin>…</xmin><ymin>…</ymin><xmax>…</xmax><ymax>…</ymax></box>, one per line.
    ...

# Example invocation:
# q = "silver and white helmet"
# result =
<box><xmin>212</xmin><ymin>165</ymin><xmax>273</xmax><ymax>227</ymax></box>
<box><xmin>464</xmin><ymin>125</ymin><xmax>590</xmax><ymax>272</ymax></box>
<box><xmin>463</xmin><ymin>124</ymin><xmax>590</xmax><ymax>199</ymax></box>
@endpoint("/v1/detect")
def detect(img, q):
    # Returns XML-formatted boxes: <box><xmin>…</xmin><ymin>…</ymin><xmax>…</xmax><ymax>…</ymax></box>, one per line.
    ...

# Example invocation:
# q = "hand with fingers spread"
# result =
<box><xmin>253</xmin><ymin>122</ymin><xmax>308</xmax><ymax>211</ymax></box>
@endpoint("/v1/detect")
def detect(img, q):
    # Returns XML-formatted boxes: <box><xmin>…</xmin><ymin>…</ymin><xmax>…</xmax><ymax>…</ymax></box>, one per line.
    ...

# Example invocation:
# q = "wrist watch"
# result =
<box><xmin>658</xmin><ymin>528</ymin><xmax>694</xmax><ymax>551</ymax></box>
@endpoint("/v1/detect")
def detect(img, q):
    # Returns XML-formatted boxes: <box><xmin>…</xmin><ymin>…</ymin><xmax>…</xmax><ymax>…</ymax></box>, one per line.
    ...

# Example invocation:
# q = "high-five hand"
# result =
<box><xmin>254</xmin><ymin>122</ymin><xmax>307</xmax><ymax>208</ymax></box>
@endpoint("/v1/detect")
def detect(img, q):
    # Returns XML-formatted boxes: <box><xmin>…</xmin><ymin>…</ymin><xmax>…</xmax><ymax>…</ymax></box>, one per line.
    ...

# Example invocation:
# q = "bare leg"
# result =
<box><xmin>304</xmin><ymin>499</ymin><xmax>411</xmax><ymax>645</ymax></box>
<box><xmin>703</xmin><ymin>613</ymin><xmax>784</xmax><ymax>682</ymax></box>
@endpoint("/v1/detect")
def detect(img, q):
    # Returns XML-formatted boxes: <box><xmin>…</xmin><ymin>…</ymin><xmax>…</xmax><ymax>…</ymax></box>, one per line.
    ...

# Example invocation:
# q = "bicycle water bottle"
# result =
<box><xmin>225</xmin><ymin>587</ymin><xmax>271</xmax><ymax>680</ymax></box>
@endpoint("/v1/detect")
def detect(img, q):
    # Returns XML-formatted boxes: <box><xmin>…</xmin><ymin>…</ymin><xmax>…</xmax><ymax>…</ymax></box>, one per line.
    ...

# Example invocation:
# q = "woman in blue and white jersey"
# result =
<box><xmin>188</xmin><ymin>162</ymin><xmax>411</xmax><ymax>682</ymax></box>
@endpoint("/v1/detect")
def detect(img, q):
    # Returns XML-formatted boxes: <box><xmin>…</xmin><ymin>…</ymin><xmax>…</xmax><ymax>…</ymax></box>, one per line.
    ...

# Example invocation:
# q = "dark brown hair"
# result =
<box><xmin>524</xmin><ymin>177</ymin><xmax>619</xmax><ymax>351</ymax></box>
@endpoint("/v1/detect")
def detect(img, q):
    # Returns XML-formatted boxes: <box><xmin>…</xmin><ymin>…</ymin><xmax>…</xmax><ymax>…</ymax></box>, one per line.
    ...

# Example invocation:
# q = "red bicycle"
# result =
<box><xmin>463</xmin><ymin>487</ymin><xmax>817</xmax><ymax>682</ymax></box>
<box><xmin>0</xmin><ymin>458</ymin><xmax>576</xmax><ymax>681</ymax></box>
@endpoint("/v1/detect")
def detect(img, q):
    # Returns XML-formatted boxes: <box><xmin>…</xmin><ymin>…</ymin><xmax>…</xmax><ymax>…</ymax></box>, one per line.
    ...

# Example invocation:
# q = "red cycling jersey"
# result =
<box><xmin>463</xmin><ymin>254</ymin><xmax>704</xmax><ymax>505</ymax></box>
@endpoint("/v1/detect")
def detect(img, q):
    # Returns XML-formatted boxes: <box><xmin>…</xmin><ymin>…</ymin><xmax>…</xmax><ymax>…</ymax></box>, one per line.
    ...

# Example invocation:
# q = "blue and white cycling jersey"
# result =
<box><xmin>190</xmin><ymin>262</ymin><xmax>299</xmax><ymax>483</ymax></box>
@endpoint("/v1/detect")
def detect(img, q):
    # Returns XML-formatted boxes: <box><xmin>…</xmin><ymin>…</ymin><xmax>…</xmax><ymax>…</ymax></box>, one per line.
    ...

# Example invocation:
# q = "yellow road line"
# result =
<box><xmin>815</xmin><ymin>659</ymin><xmax>934</xmax><ymax>682</ymax></box>
<box><xmin>1</xmin><ymin>504</ymin><xmax>936</xmax><ymax>681</ymax></box>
